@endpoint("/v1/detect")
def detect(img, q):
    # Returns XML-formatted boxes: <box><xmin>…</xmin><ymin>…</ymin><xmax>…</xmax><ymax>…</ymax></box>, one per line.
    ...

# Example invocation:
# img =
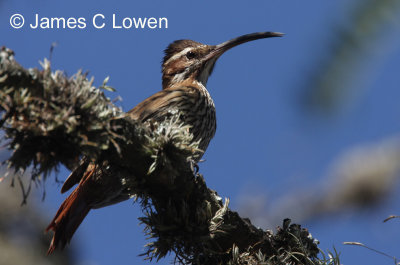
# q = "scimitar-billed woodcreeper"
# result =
<box><xmin>46</xmin><ymin>31</ymin><xmax>283</xmax><ymax>254</ymax></box>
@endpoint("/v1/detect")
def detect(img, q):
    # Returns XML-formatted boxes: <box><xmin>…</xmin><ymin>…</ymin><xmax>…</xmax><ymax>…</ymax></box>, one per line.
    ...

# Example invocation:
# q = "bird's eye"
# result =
<box><xmin>186</xmin><ymin>51</ymin><xmax>196</xmax><ymax>60</ymax></box>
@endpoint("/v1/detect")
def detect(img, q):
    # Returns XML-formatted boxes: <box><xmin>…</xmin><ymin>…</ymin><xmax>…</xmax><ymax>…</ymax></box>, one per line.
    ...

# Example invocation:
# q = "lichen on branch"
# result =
<box><xmin>0</xmin><ymin>46</ymin><xmax>124</xmax><ymax>177</ymax></box>
<box><xmin>0</xmin><ymin>46</ymin><xmax>327</xmax><ymax>265</ymax></box>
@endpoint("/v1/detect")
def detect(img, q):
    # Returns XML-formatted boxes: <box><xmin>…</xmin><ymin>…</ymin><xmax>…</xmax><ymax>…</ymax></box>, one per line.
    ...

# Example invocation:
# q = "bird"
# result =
<box><xmin>45</xmin><ymin>31</ymin><xmax>283</xmax><ymax>254</ymax></box>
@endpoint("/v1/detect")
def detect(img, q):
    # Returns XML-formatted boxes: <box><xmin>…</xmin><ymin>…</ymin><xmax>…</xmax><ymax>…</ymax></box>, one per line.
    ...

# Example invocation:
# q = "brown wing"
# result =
<box><xmin>128</xmin><ymin>84</ymin><xmax>198</xmax><ymax>123</ymax></box>
<box><xmin>61</xmin><ymin>157</ymin><xmax>90</xmax><ymax>193</ymax></box>
<box><xmin>61</xmin><ymin>85</ymin><xmax>197</xmax><ymax>192</ymax></box>
<box><xmin>129</xmin><ymin>82</ymin><xmax>216</xmax><ymax>152</ymax></box>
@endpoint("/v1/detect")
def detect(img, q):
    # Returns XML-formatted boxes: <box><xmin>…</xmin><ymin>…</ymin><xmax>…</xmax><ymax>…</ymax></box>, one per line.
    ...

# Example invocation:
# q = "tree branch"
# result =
<box><xmin>0</xmin><ymin>46</ymin><xmax>325</xmax><ymax>264</ymax></box>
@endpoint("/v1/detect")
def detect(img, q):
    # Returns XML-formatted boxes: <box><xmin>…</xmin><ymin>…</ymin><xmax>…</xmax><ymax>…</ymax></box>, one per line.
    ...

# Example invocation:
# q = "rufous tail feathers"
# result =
<box><xmin>46</xmin><ymin>166</ymin><xmax>94</xmax><ymax>255</ymax></box>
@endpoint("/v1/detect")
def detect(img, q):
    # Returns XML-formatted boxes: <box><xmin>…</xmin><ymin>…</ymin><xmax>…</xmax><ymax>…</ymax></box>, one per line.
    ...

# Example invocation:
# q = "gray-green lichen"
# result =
<box><xmin>0</xmin><ymin>46</ymin><xmax>326</xmax><ymax>265</ymax></box>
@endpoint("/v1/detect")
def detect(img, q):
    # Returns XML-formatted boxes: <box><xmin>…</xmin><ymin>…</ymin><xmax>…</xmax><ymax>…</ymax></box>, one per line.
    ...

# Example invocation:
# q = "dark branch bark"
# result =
<box><xmin>0</xmin><ymin>46</ymin><xmax>322</xmax><ymax>264</ymax></box>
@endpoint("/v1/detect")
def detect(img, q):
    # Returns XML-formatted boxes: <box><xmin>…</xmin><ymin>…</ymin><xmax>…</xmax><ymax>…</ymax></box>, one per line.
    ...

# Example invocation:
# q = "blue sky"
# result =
<box><xmin>2</xmin><ymin>1</ymin><xmax>400</xmax><ymax>264</ymax></box>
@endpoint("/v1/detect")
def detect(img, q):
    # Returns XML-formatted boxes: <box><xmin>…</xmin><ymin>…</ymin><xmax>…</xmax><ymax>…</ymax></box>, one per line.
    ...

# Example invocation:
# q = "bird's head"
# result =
<box><xmin>161</xmin><ymin>32</ymin><xmax>283</xmax><ymax>89</ymax></box>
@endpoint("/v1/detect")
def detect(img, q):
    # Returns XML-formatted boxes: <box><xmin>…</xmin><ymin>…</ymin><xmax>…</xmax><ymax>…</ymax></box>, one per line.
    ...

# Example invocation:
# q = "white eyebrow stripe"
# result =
<box><xmin>164</xmin><ymin>47</ymin><xmax>193</xmax><ymax>65</ymax></box>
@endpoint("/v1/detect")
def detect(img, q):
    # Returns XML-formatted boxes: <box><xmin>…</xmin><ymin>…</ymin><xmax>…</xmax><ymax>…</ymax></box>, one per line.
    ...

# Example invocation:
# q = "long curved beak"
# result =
<box><xmin>205</xmin><ymin>31</ymin><xmax>284</xmax><ymax>61</ymax></box>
